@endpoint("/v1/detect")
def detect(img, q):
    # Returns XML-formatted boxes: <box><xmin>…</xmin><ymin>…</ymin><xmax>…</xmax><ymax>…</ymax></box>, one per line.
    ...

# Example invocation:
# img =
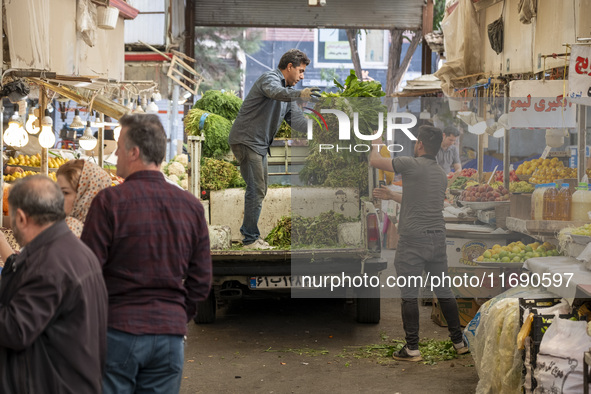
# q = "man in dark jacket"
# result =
<box><xmin>0</xmin><ymin>175</ymin><xmax>108</xmax><ymax>394</ymax></box>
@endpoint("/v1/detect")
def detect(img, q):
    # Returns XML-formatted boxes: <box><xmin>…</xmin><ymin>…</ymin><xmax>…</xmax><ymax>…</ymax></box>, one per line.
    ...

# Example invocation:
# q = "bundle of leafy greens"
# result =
<box><xmin>264</xmin><ymin>216</ymin><xmax>291</xmax><ymax>248</ymax></box>
<box><xmin>200</xmin><ymin>157</ymin><xmax>245</xmax><ymax>193</ymax></box>
<box><xmin>192</xmin><ymin>90</ymin><xmax>243</xmax><ymax>121</ymax></box>
<box><xmin>299</xmin><ymin>70</ymin><xmax>386</xmax><ymax>195</ymax></box>
<box><xmin>184</xmin><ymin>108</ymin><xmax>232</xmax><ymax>158</ymax></box>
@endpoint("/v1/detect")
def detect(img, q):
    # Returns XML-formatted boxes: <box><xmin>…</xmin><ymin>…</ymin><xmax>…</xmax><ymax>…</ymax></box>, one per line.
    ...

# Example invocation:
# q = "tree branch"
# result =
<box><xmin>346</xmin><ymin>29</ymin><xmax>363</xmax><ymax>79</ymax></box>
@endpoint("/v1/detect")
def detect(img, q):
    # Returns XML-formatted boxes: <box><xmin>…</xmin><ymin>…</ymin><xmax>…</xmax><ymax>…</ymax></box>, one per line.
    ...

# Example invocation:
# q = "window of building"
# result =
<box><xmin>313</xmin><ymin>29</ymin><xmax>389</xmax><ymax>69</ymax></box>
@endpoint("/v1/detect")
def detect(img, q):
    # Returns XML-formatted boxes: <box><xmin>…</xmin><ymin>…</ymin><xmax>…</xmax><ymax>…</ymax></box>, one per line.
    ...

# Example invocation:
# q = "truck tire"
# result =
<box><xmin>194</xmin><ymin>291</ymin><xmax>216</xmax><ymax>324</ymax></box>
<box><xmin>356</xmin><ymin>287</ymin><xmax>380</xmax><ymax>324</ymax></box>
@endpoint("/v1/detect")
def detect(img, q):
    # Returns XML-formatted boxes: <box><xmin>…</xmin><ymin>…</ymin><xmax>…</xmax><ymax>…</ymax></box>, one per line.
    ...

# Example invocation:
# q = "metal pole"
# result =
<box><xmin>503</xmin><ymin>85</ymin><xmax>510</xmax><ymax>191</ymax></box>
<box><xmin>478</xmin><ymin>93</ymin><xmax>485</xmax><ymax>183</ymax></box>
<box><xmin>169</xmin><ymin>84</ymin><xmax>180</xmax><ymax>160</ymax></box>
<box><xmin>578</xmin><ymin>105</ymin><xmax>587</xmax><ymax>182</ymax></box>
<box><xmin>39</xmin><ymin>87</ymin><xmax>48</xmax><ymax>176</ymax></box>
<box><xmin>98</xmin><ymin>113</ymin><xmax>104</xmax><ymax>168</ymax></box>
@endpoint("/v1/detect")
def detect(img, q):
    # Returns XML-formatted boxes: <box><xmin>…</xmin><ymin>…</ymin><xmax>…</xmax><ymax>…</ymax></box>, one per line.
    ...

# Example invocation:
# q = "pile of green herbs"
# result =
<box><xmin>192</xmin><ymin>90</ymin><xmax>243</xmax><ymax>121</ymax></box>
<box><xmin>200</xmin><ymin>157</ymin><xmax>245</xmax><ymax>192</ymax></box>
<box><xmin>265</xmin><ymin>211</ymin><xmax>357</xmax><ymax>248</ymax></box>
<box><xmin>299</xmin><ymin>70</ymin><xmax>386</xmax><ymax>196</ymax></box>
<box><xmin>184</xmin><ymin>108</ymin><xmax>232</xmax><ymax>158</ymax></box>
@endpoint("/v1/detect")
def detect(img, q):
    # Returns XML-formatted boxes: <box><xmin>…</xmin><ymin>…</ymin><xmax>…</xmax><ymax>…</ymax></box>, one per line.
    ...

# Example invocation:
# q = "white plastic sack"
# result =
<box><xmin>434</xmin><ymin>0</ymin><xmax>482</xmax><ymax>96</ymax></box>
<box><xmin>534</xmin><ymin>317</ymin><xmax>591</xmax><ymax>393</ymax></box>
<box><xmin>77</xmin><ymin>0</ymin><xmax>97</xmax><ymax>47</ymax></box>
<box><xmin>464</xmin><ymin>286</ymin><xmax>560</xmax><ymax>394</ymax></box>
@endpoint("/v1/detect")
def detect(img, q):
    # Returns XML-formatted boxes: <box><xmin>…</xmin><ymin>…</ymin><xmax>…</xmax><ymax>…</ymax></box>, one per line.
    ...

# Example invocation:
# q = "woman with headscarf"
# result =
<box><xmin>57</xmin><ymin>159</ymin><xmax>112</xmax><ymax>237</ymax></box>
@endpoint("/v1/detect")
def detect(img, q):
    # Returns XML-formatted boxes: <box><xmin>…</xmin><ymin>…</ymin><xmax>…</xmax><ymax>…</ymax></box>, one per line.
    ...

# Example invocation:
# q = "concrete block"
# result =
<box><xmin>210</xmin><ymin>187</ymin><xmax>360</xmax><ymax>242</ymax></box>
<box><xmin>337</xmin><ymin>222</ymin><xmax>362</xmax><ymax>246</ymax></box>
<box><xmin>208</xmin><ymin>225</ymin><xmax>232</xmax><ymax>250</ymax></box>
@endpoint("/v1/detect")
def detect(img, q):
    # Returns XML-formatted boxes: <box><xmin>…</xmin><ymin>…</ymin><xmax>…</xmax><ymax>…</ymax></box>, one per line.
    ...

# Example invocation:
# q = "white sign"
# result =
<box><xmin>324</xmin><ymin>42</ymin><xmax>350</xmax><ymax>60</ymax></box>
<box><xmin>508</xmin><ymin>80</ymin><xmax>576</xmax><ymax>128</ymax></box>
<box><xmin>568</xmin><ymin>45</ymin><xmax>591</xmax><ymax>106</ymax></box>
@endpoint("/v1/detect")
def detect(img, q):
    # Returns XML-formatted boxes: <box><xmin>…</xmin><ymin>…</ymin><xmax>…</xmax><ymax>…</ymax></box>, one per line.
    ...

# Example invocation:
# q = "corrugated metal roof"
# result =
<box><xmin>124</xmin><ymin>14</ymin><xmax>165</xmax><ymax>45</ymax></box>
<box><xmin>194</xmin><ymin>0</ymin><xmax>424</xmax><ymax>30</ymax></box>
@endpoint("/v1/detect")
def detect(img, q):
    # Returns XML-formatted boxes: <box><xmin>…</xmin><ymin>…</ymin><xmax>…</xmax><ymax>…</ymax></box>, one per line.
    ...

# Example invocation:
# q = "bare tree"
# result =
<box><xmin>346</xmin><ymin>29</ymin><xmax>363</xmax><ymax>79</ymax></box>
<box><xmin>386</xmin><ymin>29</ymin><xmax>422</xmax><ymax>97</ymax></box>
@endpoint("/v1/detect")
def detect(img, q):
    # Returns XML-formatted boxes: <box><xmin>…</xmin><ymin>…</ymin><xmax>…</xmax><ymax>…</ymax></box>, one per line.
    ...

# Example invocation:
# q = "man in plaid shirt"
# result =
<box><xmin>82</xmin><ymin>114</ymin><xmax>212</xmax><ymax>393</ymax></box>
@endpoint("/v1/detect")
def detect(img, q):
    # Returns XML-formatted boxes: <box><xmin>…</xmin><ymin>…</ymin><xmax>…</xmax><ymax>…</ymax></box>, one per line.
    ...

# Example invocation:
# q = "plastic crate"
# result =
<box><xmin>518</xmin><ymin>297</ymin><xmax>563</xmax><ymax>326</ymax></box>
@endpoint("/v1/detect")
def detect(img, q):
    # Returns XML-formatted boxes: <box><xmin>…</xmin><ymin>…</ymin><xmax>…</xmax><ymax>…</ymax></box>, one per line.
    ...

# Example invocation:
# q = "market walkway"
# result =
<box><xmin>180</xmin><ymin>251</ymin><xmax>479</xmax><ymax>393</ymax></box>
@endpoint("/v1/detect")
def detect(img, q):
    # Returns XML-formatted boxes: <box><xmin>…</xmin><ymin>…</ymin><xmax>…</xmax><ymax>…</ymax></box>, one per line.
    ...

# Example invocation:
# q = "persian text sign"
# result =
<box><xmin>508</xmin><ymin>80</ymin><xmax>576</xmax><ymax>128</ymax></box>
<box><xmin>568</xmin><ymin>45</ymin><xmax>591</xmax><ymax>106</ymax></box>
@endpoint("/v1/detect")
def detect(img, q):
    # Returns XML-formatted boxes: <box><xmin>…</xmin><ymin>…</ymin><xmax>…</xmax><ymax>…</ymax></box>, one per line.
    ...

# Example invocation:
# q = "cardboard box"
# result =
<box><xmin>445</xmin><ymin>237</ymin><xmax>508</xmax><ymax>268</ymax></box>
<box><xmin>510</xmin><ymin>193</ymin><xmax>533</xmax><ymax>220</ymax></box>
<box><xmin>385</xmin><ymin>222</ymin><xmax>399</xmax><ymax>250</ymax></box>
<box><xmin>431</xmin><ymin>297</ymin><xmax>485</xmax><ymax>327</ymax></box>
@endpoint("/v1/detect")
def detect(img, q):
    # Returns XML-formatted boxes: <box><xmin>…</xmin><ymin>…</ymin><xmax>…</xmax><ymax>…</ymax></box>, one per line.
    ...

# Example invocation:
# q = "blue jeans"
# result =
<box><xmin>103</xmin><ymin>328</ymin><xmax>184</xmax><ymax>394</ymax></box>
<box><xmin>394</xmin><ymin>232</ymin><xmax>463</xmax><ymax>350</ymax></box>
<box><xmin>231</xmin><ymin>144</ymin><xmax>268</xmax><ymax>245</ymax></box>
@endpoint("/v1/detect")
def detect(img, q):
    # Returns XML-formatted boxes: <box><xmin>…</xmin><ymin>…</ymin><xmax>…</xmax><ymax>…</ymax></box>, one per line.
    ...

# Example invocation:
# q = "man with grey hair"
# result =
<box><xmin>436</xmin><ymin>125</ymin><xmax>462</xmax><ymax>175</ymax></box>
<box><xmin>82</xmin><ymin>113</ymin><xmax>212</xmax><ymax>394</ymax></box>
<box><xmin>0</xmin><ymin>175</ymin><xmax>108</xmax><ymax>393</ymax></box>
<box><xmin>229</xmin><ymin>48</ymin><xmax>320</xmax><ymax>249</ymax></box>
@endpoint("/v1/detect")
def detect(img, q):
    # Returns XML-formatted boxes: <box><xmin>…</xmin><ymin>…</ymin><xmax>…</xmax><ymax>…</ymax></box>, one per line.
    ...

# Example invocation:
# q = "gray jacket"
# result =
<box><xmin>229</xmin><ymin>68</ymin><xmax>308</xmax><ymax>156</ymax></box>
<box><xmin>0</xmin><ymin>221</ymin><xmax>108</xmax><ymax>394</ymax></box>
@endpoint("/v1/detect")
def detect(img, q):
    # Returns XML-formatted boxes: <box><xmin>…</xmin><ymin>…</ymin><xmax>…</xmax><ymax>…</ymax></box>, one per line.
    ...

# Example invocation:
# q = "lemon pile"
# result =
<box><xmin>516</xmin><ymin>157</ymin><xmax>576</xmax><ymax>184</ymax></box>
<box><xmin>571</xmin><ymin>224</ymin><xmax>591</xmax><ymax>236</ymax></box>
<box><xmin>3</xmin><ymin>171</ymin><xmax>57</xmax><ymax>182</ymax></box>
<box><xmin>476</xmin><ymin>241</ymin><xmax>560</xmax><ymax>263</ymax></box>
<box><xmin>509</xmin><ymin>181</ymin><xmax>535</xmax><ymax>193</ymax></box>
<box><xmin>6</xmin><ymin>154</ymin><xmax>67</xmax><ymax>169</ymax></box>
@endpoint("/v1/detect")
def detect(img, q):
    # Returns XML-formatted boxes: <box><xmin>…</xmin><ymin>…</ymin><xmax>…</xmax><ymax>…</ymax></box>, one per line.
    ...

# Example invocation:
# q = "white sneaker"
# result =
<box><xmin>243</xmin><ymin>239</ymin><xmax>275</xmax><ymax>250</ymax></box>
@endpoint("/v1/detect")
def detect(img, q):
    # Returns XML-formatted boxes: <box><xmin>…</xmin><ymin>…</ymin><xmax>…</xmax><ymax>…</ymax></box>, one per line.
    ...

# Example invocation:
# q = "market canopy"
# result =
<box><xmin>193</xmin><ymin>0</ymin><xmax>424</xmax><ymax>30</ymax></box>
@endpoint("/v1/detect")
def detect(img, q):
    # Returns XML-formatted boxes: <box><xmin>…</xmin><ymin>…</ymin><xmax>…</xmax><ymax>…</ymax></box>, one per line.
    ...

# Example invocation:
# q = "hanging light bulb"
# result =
<box><xmin>25</xmin><ymin>111</ymin><xmax>40</xmax><ymax>134</ymax></box>
<box><xmin>70</xmin><ymin>109</ymin><xmax>85</xmax><ymax>129</ymax></box>
<box><xmin>39</xmin><ymin>109</ymin><xmax>56</xmax><ymax>149</ymax></box>
<box><xmin>133</xmin><ymin>102</ymin><xmax>145</xmax><ymax>114</ymax></box>
<box><xmin>79</xmin><ymin>121</ymin><xmax>98</xmax><ymax>151</ymax></box>
<box><xmin>126</xmin><ymin>98</ymin><xmax>135</xmax><ymax>111</ymax></box>
<box><xmin>152</xmin><ymin>91</ymin><xmax>162</xmax><ymax>101</ymax></box>
<box><xmin>113</xmin><ymin>124</ymin><xmax>121</xmax><ymax>142</ymax></box>
<box><xmin>146</xmin><ymin>98</ymin><xmax>159</xmax><ymax>114</ymax></box>
<box><xmin>4</xmin><ymin>114</ymin><xmax>25</xmax><ymax>147</ymax></box>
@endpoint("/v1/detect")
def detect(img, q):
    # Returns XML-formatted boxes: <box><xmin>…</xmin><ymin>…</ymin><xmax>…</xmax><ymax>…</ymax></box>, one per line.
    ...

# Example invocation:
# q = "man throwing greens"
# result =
<box><xmin>229</xmin><ymin>49</ymin><xmax>320</xmax><ymax>250</ymax></box>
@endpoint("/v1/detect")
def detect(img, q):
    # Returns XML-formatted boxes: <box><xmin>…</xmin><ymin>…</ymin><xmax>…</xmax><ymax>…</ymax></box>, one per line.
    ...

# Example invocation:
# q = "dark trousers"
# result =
<box><xmin>394</xmin><ymin>232</ymin><xmax>463</xmax><ymax>350</ymax></box>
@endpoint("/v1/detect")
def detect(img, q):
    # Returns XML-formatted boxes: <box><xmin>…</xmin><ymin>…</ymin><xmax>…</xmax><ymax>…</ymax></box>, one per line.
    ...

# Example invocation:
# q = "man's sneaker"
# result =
<box><xmin>392</xmin><ymin>346</ymin><xmax>423</xmax><ymax>362</ymax></box>
<box><xmin>243</xmin><ymin>239</ymin><xmax>275</xmax><ymax>250</ymax></box>
<box><xmin>454</xmin><ymin>340</ymin><xmax>470</xmax><ymax>355</ymax></box>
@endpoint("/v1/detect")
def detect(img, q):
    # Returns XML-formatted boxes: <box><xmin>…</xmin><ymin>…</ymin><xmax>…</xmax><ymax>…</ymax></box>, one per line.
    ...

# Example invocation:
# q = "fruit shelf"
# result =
<box><xmin>14</xmin><ymin>165</ymin><xmax>58</xmax><ymax>172</ymax></box>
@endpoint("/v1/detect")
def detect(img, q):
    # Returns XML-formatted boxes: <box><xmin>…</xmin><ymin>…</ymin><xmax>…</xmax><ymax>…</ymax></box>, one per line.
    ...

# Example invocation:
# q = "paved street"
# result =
<box><xmin>180</xmin><ymin>276</ymin><xmax>480</xmax><ymax>393</ymax></box>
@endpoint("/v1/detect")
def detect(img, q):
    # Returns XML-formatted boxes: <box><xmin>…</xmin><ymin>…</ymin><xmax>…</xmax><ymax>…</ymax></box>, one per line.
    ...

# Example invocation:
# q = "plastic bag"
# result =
<box><xmin>487</xmin><ymin>17</ymin><xmax>504</xmax><ymax>55</ymax></box>
<box><xmin>434</xmin><ymin>0</ymin><xmax>482</xmax><ymax>96</ymax></box>
<box><xmin>464</xmin><ymin>286</ymin><xmax>560</xmax><ymax>394</ymax></box>
<box><xmin>534</xmin><ymin>317</ymin><xmax>591</xmax><ymax>393</ymax></box>
<box><xmin>77</xmin><ymin>0</ymin><xmax>97</xmax><ymax>47</ymax></box>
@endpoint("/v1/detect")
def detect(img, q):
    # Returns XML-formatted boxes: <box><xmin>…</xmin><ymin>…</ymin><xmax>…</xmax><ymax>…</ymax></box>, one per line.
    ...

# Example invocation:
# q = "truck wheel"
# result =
<box><xmin>194</xmin><ymin>291</ymin><xmax>216</xmax><ymax>324</ymax></box>
<box><xmin>356</xmin><ymin>287</ymin><xmax>380</xmax><ymax>324</ymax></box>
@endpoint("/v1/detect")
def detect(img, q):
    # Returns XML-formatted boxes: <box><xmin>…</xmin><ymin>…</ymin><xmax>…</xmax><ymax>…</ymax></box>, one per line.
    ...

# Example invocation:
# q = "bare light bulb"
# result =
<box><xmin>39</xmin><ymin>110</ymin><xmax>56</xmax><ymax>149</ymax></box>
<box><xmin>113</xmin><ymin>125</ymin><xmax>121</xmax><ymax>142</ymax></box>
<box><xmin>70</xmin><ymin>109</ymin><xmax>85</xmax><ymax>129</ymax></box>
<box><xmin>4</xmin><ymin>114</ymin><xmax>28</xmax><ymax>147</ymax></box>
<box><xmin>79</xmin><ymin>121</ymin><xmax>98</xmax><ymax>151</ymax></box>
<box><xmin>25</xmin><ymin>113</ymin><xmax>40</xmax><ymax>134</ymax></box>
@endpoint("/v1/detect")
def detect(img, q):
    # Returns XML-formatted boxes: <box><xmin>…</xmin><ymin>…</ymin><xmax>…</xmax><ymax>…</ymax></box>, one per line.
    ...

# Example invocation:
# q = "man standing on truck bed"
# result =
<box><xmin>229</xmin><ymin>49</ymin><xmax>320</xmax><ymax>250</ymax></box>
<box><xmin>369</xmin><ymin>125</ymin><xmax>469</xmax><ymax>361</ymax></box>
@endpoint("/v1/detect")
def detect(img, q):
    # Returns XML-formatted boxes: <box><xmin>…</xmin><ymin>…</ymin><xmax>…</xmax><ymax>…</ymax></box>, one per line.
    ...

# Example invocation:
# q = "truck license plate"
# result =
<box><xmin>249</xmin><ymin>276</ymin><xmax>303</xmax><ymax>289</ymax></box>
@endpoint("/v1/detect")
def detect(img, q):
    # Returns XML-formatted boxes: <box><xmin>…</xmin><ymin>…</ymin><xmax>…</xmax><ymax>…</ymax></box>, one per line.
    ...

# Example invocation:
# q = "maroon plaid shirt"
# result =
<box><xmin>81</xmin><ymin>170</ymin><xmax>212</xmax><ymax>335</ymax></box>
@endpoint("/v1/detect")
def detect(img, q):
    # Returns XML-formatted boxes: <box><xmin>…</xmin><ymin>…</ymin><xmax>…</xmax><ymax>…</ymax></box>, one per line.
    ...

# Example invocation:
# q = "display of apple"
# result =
<box><xmin>460</xmin><ymin>183</ymin><xmax>510</xmax><ymax>202</ymax></box>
